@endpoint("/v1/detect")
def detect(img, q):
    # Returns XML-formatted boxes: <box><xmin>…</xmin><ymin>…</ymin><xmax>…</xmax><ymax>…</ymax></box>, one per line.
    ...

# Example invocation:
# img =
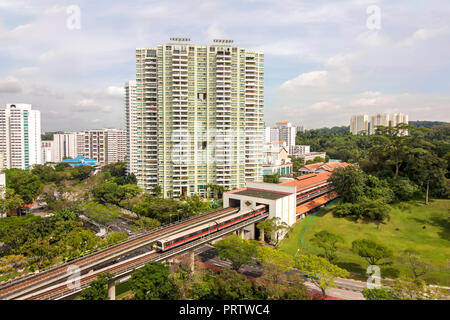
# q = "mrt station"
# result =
<box><xmin>224</xmin><ymin>163</ymin><xmax>348</xmax><ymax>239</ymax></box>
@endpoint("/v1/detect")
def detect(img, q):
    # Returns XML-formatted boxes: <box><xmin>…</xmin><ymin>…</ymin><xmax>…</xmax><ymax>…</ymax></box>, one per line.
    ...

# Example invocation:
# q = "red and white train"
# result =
<box><xmin>155</xmin><ymin>205</ymin><xmax>268</xmax><ymax>252</ymax></box>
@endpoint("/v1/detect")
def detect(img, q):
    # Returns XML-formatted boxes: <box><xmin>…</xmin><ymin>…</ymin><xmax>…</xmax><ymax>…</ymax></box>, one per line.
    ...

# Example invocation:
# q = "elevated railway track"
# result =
<box><xmin>0</xmin><ymin>206</ymin><xmax>239</xmax><ymax>300</ymax></box>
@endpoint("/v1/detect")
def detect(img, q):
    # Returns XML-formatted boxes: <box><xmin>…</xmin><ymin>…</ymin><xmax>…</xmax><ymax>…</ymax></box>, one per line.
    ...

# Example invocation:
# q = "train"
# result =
<box><xmin>155</xmin><ymin>204</ymin><xmax>268</xmax><ymax>252</ymax></box>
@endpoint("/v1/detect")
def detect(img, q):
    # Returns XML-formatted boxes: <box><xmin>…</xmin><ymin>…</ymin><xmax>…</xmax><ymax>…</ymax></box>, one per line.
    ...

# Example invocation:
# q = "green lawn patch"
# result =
<box><xmin>279</xmin><ymin>199</ymin><xmax>450</xmax><ymax>286</ymax></box>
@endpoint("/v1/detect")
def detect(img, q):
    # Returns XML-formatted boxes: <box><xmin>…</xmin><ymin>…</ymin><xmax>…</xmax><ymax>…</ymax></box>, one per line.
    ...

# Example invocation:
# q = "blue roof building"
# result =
<box><xmin>61</xmin><ymin>156</ymin><xmax>99</xmax><ymax>167</ymax></box>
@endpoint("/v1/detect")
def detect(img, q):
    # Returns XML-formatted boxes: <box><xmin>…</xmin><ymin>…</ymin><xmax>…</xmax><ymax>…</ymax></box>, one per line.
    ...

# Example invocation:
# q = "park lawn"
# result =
<box><xmin>279</xmin><ymin>199</ymin><xmax>450</xmax><ymax>286</ymax></box>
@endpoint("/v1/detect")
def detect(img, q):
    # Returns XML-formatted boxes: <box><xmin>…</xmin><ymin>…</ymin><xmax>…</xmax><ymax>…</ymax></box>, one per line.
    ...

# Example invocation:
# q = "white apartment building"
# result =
<box><xmin>77</xmin><ymin>129</ymin><xmax>126</xmax><ymax>164</ymax></box>
<box><xmin>52</xmin><ymin>132</ymin><xmax>78</xmax><ymax>162</ymax></box>
<box><xmin>350</xmin><ymin>114</ymin><xmax>369</xmax><ymax>135</ymax></box>
<box><xmin>290</xmin><ymin>145</ymin><xmax>310</xmax><ymax>156</ymax></box>
<box><xmin>125</xmin><ymin>80</ymin><xmax>138</xmax><ymax>174</ymax></box>
<box><xmin>41</xmin><ymin>140</ymin><xmax>53</xmax><ymax>163</ymax></box>
<box><xmin>276</xmin><ymin>122</ymin><xmax>297</xmax><ymax>150</ymax></box>
<box><xmin>106</xmin><ymin>128</ymin><xmax>127</xmax><ymax>163</ymax></box>
<box><xmin>265</xmin><ymin>127</ymin><xmax>279</xmax><ymax>144</ymax></box>
<box><xmin>0</xmin><ymin>104</ymin><xmax>41</xmax><ymax>169</ymax></box>
<box><xmin>370</xmin><ymin>113</ymin><xmax>390</xmax><ymax>135</ymax></box>
<box><xmin>350</xmin><ymin>113</ymin><xmax>409</xmax><ymax>135</ymax></box>
<box><xmin>131</xmin><ymin>40</ymin><xmax>265</xmax><ymax>198</ymax></box>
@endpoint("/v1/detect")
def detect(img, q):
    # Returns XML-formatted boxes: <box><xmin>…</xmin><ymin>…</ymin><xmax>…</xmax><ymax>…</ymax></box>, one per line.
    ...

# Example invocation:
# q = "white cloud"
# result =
<box><xmin>280</xmin><ymin>71</ymin><xmax>329</xmax><ymax>90</ymax></box>
<box><xmin>0</xmin><ymin>77</ymin><xmax>23</xmax><ymax>93</ymax></box>
<box><xmin>401</xmin><ymin>27</ymin><xmax>448</xmax><ymax>46</ymax></box>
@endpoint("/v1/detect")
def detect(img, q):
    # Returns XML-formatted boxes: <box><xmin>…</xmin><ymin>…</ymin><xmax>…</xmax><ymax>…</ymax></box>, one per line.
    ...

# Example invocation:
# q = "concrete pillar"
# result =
<box><xmin>108</xmin><ymin>279</ymin><xmax>116</xmax><ymax>300</ymax></box>
<box><xmin>188</xmin><ymin>250</ymin><xmax>195</xmax><ymax>272</ymax></box>
<box><xmin>239</xmin><ymin>229</ymin><xmax>245</xmax><ymax>240</ymax></box>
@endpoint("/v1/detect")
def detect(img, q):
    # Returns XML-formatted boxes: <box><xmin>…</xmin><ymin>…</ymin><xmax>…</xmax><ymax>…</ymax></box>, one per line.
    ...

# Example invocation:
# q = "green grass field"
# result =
<box><xmin>279</xmin><ymin>199</ymin><xmax>450</xmax><ymax>286</ymax></box>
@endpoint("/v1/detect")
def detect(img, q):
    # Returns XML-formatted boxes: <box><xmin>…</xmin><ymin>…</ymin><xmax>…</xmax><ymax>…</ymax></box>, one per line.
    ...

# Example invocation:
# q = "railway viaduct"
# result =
<box><xmin>0</xmin><ymin>172</ymin><xmax>339</xmax><ymax>300</ymax></box>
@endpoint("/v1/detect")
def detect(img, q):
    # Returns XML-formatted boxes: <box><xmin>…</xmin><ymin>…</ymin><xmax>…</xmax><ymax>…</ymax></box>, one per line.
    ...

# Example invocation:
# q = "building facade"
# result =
<box><xmin>350</xmin><ymin>113</ymin><xmax>409</xmax><ymax>135</ymax></box>
<box><xmin>41</xmin><ymin>140</ymin><xmax>53</xmax><ymax>164</ymax></box>
<box><xmin>0</xmin><ymin>104</ymin><xmax>41</xmax><ymax>169</ymax></box>
<box><xmin>125</xmin><ymin>80</ymin><xmax>138</xmax><ymax>174</ymax></box>
<box><xmin>350</xmin><ymin>114</ymin><xmax>369</xmax><ymax>135</ymax></box>
<box><xmin>131</xmin><ymin>40</ymin><xmax>265</xmax><ymax>198</ymax></box>
<box><xmin>77</xmin><ymin>129</ymin><xmax>126</xmax><ymax>164</ymax></box>
<box><xmin>276</xmin><ymin>122</ymin><xmax>297</xmax><ymax>150</ymax></box>
<box><xmin>370</xmin><ymin>113</ymin><xmax>390</xmax><ymax>135</ymax></box>
<box><xmin>52</xmin><ymin>132</ymin><xmax>78</xmax><ymax>162</ymax></box>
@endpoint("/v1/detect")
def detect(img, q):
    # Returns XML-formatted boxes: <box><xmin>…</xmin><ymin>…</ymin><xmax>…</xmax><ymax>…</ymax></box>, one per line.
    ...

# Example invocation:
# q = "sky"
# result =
<box><xmin>0</xmin><ymin>0</ymin><xmax>449</xmax><ymax>132</ymax></box>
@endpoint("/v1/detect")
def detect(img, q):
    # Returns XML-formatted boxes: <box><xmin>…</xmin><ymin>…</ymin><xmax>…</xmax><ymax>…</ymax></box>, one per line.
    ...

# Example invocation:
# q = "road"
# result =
<box><xmin>194</xmin><ymin>245</ymin><xmax>365</xmax><ymax>300</ymax></box>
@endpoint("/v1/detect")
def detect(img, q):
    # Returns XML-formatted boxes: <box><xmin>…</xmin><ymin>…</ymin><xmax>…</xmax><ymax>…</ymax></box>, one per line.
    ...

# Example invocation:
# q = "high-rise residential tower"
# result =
<box><xmin>125</xmin><ymin>80</ymin><xmax>138</xmax><ymax>174</ymax></box>
<box><xmin>370</xmin><ymin>113</ymin><xmax>390</xmax><ymax>135</ymax></box>
<box><xmin>76</xmin><ymin>129</ymin><xmax>126</xmax><ymax>164</ymax></box>
<box><xmin>276</xmin><ymin>122</ymin><xmax>297</xmax><ymax>149</ymax></box>
<box><xmin>52</xmin><ymin>132</ymin><xmax>78</xmax><ymax>162</ymax></box>
<box><xmin>350</xmin><ymin>114</ymin><xmax>369</xmax><ymax>135</ymax></box>
<box><xmin>0</xmin><ymin>104</ymin><xmax>41</xmax><ymax>169</ymax></box>
<box><xmin>131</xmin><ymin>39</ymin><xmax>265</xmax><ymax>198</ymax></box>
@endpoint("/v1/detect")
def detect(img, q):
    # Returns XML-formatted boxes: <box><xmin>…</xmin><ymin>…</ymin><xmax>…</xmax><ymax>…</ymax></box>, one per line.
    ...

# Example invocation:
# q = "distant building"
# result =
<box><xmin>276</xmin><ymin>122</ymin><xmax>297</xmax><ymax>150</ymax></box>
<box><xmin>0</xmin><ymin>104</ymin><xmax>41</xmax><ymax>169</ymax></box>
<box><xmin>370</xmin><ymin>113</ymin><xmax>390</xmax><ymax>135</ymax></box>
<box><xmin>296</xmin><ymin>152</ymin><xmax>327</xmax><ymax>164</ymax></box>
<box><xmin>390</xmin><ymin>113</ymin><xmax>409</xmax><ymax>135</ymax></box>
<box><xmin>53</xmin><ymin>132</ymin><xmax>78</xmax><ymax>162</ymax></box>
<box><xmin>265</xmin><ymin>127</ymin><xmax>279</xmax><ymax>143</ymax></box>
<box><xmin>41</xmin><ymin>140</ymin><xmax>54</xmax><ymax>164</ymax></box>
<box><xmin>350</xmin><ymin>113</ymin><xmax>408</xmax><ymax>135</ymax></box>
<box><xmin>125</xmin><ymin>80</ymin><xmax>137</xmax><ymax>174</ymax></box>
<box><xmin>60</xmin><ymin>155</ymin><xmax>99</xmax><ymax>167</ymax></box>
<box><xmin>290</xmin><ymin>145</ymin><xmax>310</xmax><ymax>156</ymax></box>
<box><xmin>350</xmin><ymin>114</ymin><xmax>369</xmax><ymax>135</ymax></box>
<box><xmin>262</xmin><ymin>142</ymin><xmax>293</xmax><ymax>176</ymax></box>
<box><xmin>298</xmin><ymin>161</ymin><xmax>348</xmax><ymax>175</ymax></box>
<box><xmin>76</xmin><ymin>129</ymin><xmax>126</xmax><ymax>164</ymax></box>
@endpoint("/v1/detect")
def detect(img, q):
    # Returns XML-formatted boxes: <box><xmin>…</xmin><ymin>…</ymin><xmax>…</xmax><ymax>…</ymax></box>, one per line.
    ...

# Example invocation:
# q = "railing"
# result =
<box><xmin>0</xmin><ymin>207</ymin><xmax>238</xmax><ymax>291</ymax></box>
<box><xmin>48</xmin><ymin>209</ymin><xmax>269</xmax><ymax>300</ymax></box>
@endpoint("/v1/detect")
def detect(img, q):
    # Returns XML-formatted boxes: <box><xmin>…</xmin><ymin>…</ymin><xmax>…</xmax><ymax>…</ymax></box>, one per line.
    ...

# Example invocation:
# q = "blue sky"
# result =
<box><xmin>0</xmin><ymin>0</ymin><xmax>449</xmax><ymax>131</ymax></box>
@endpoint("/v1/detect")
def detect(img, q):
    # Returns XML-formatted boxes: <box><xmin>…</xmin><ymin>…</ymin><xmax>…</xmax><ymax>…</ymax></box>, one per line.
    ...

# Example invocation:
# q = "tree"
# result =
<box><xmin>4</xmin><ymin>169</ymin><xmax>43</xmax><ymax>204</ymax></box>
<box><xmin>0</xmin><ymin>254</ymin><xmax>26</xmax><ymax>273</ymax></box>
<box><xmin>263</xmin><ymin>174</ymin><xmax>280</xmax><ymax>183</ymax></box>
<box><xmin>403</xmin><ymin>249</ymin><xmax>430</xmax><ymax>279</ymax></box>
<box><xmin>210</xmin><ymin>268</ymin><xmax>255</xmax><ymax>300</ymax></box>
<box><xmin>256</xmin><ymin>246</ymin><xmax>294</xmax><ymax>299</ymax></box>
<box><xmin>70</xmin><ymin>166</ymin><xmax>94</xmax><ymax>180</ymax></box>
<box><xmin>294</xmin><ymin>253</ymin><xmax>349</xmax><ymax>297</ymax></box>
<box><xmin>283</xmin><ymin>273</ymin><xmax>310</xmax><ymax>300</ymax></box>
<box><xmin>390</xmin><ymin>276</ymin><xmax>445</xmax><ymax>300</ymax></box>
<box><xmin>404</xmin><ymin>148</ymin><xmax>447</xmax><ymax>204</ymax></box>
<box><xmin>151</xmin><ymin>185</ymin><xmax>162</xmax><ymax>197</ymax></box>
<box><xmin>52</xmin><ymin>208</ymin><xmax>78</xmax><ymax>221</ymax></box>
<box><xmin>0</xmin><ymin>188</ymin><xmax>24</xmax><ymax>215</ymax></box>
<box><xmin>129</xmin><ymin>261</ymin><xmax>180</xmax><ymax>300</ymax></box>
<box><xmin>362</xmin><ymin>288</ymin><xmax>396</xmax><ymax>300</ymax></box>
<box><xmin>351</xmin><ymin>239</ymin><xmax>393</xmax><ymax>266</ymax></box>
<box><xmin>371</xmin><ymin>124</ymin><xmax>412</xmax><ymax>177</ymax></box>
<box><xmin>256</xmin><ymin>217</ymin><xmax>289</xmax><ymax>245</ymax></box>
<box><xmin>311</xmin><ymin>231</ymin><xmax>344</xmax><ymax>263</ymax></box>
<box><xmin>328</xmin><ymin>166</ymin><xmax>366</xmax><ymax>203</ymax></box>
<box><xmin>213</xmin><ymin>234</ymin><xmax>257</xmax><ymax>270</ymax></box>
<box><xmin>80</xmin><ymin>273</ymin><xmax>113</xmax><ymax>300</ymax></box>
<box><xmin>104</xmin><ymin>232</ymin><xmax>128</xmax><ymax>247</ymax></box>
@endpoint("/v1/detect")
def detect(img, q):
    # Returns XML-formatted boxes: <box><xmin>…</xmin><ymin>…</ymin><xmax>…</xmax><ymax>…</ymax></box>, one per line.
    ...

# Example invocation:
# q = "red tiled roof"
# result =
<box><xmin>281</xmin><ymin>171</ymin><xmax>332</xmax><ymax>192</ymax></box>
<box><xmin>296</xmin><ymin>192</ymin><xmax>338</xmax><ymax>215</ymax></box>
<box><xmin>301</xmin><ymin>162</ymin><xmax>325</xmax><ymax>171</ymax></box>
